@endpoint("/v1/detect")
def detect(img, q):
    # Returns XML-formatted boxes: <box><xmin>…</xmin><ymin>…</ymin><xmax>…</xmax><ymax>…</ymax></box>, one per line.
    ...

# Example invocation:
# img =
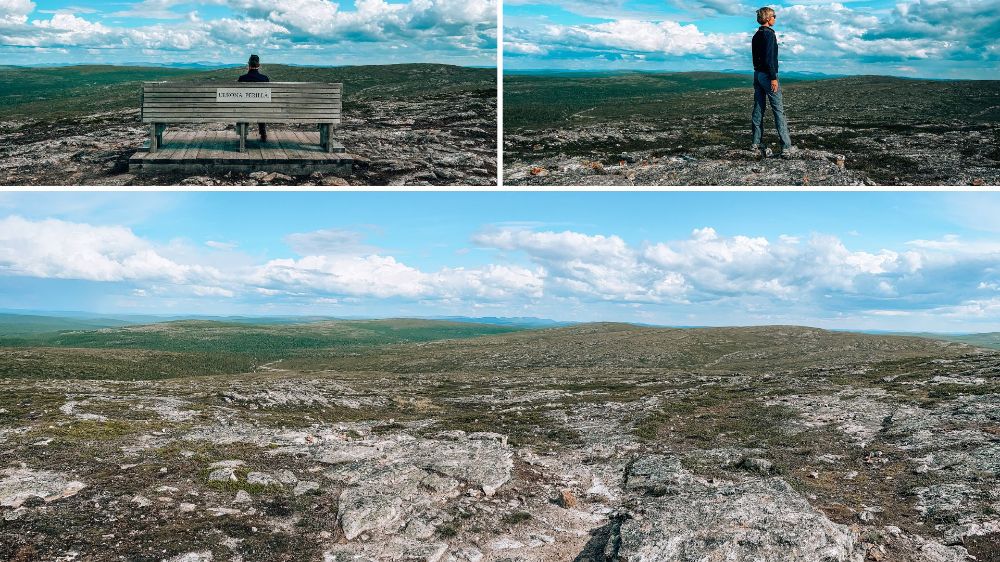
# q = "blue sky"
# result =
<box><xmin>504</xmin><ymin>0</ymin><xmax>1000</xmax><ymax>79</ymax></box>
<box><xmin>0</xmin><ymin>0</ymin><xmax>496</xmax><ymax>66</ymax></box>
<box><xmin>3</xmin><ymin>192</ymin><xmax>1000</xmax><ymax>332</ymax></box>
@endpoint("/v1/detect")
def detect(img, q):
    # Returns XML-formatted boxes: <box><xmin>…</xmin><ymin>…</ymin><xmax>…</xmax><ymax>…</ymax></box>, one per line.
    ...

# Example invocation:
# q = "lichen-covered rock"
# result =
<box><xmin>613</xmin><ymin>455</ymin><xmax>863</xmax><ymax>561</ymax></box>
<box><xmin>330</xmin><ymin>432</ymin><xmax>513</xmax><ymax>541</ymax></box>
<box><xmin>0</xmin><ymin>468</ymin><xmax>86</xmax><ymax>508</ymax></box>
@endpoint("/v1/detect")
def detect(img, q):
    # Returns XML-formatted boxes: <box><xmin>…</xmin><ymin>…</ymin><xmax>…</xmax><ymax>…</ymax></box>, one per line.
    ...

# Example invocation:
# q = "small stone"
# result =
<box><xmin>208</xmin><ymin>468</ymin><xmax>237</xmax><ymax>483</ymax></box>
<box><xmin>207</xmin><ymin>507</ymin><xmax>241</xmax><ymax>517</ymax></box>
<box><xmin>249</xmin><ymin>171</ymin><xmax>268</xmax><ymax>180</ymax></box>
<box><xmin>844</xmin><ymin>471</ymin><xmax>858</xmax><ymax>480</ymax></box>
<box><xmin>3</xmin><ymin>507</ymin><xmax>26</xmax><ymax>521</ymax></box>
<box><xmin>179</xmin><ymin>502</ymin><xmax>197</xmax><ymax>512</ymax></box>
<box><xmin>555</xmin><ymin>489</ymin><xmax>577</xmax><ymax>508</ymax></box>
<box><xmin>180</xmin><ymin>176</ymin><xmax>213</xmax><ymax>186</ymax></box>
<box><xmin>972</xmin><ymin>178</ymin><xmax>985</xmax><ymax>186</ymax></box>
<box><xmin>233</xmin><ymin>490</ymin><xmax>252</xmax><ymax>504</ymax></box>
<box><xmin>292</xmin><ymin>480</ymin><xmax>319</xmax><ymax>496</ymax></box>
<box><xmin>738</xmin><ymin>457</ymin><xmax>774</xmax><ymax>475</ymax></box>
<box><xmin>131</xmin><ymin>495</ymin><xmax>153</xmax><ymax>508</ymax></box>
<box><xmin>246</xmin><ymin>472</ymin><xmax>278</xmax><ymax>487</ymax></box>
<box><xmin>529</xmin><ymin>166</ymin><xmax>548</xmax><ymax>177</ymax></box>
<box><xmin>275</xmin><ymin>470</ymin><xmax>298</xmax><ymax>485</ymax></box>
<box><xmin>808</xmin><ymin>471</ymin><xmax>819</xmax><ymax>479</ymax></box>
<box><xmin>319</xmin><ymin>176</ymin><xmax>349</xmax><ymax>186</ymax></box>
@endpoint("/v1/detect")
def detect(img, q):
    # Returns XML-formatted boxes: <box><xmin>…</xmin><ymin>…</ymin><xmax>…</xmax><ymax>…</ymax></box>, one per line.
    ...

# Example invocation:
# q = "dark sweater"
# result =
<box><xmin>752</xmin><ymin>26</ymin><xmax>778</xmax><ymax>80</ymax></box>
<box><xmin>237</xmin><ymin>68</ymin><xmax>270</xmax><ymax>82</ymax></box>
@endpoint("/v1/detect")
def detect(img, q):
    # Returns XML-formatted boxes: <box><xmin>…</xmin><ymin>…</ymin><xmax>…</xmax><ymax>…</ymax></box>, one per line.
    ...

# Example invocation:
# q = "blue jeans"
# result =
<box><xmin>751</xmin><ymin>71</ymin><xmax>792</xmax><ymax>150</ymax></box>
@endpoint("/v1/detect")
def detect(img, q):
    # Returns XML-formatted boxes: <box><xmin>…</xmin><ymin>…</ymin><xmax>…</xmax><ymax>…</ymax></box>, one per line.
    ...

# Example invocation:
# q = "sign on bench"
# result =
<box><xmin>141</xmin><ymin>81</ymin><xmax>342</xmax><ymax>153</ymax></box>
<box><xmin>216</xmin><ymin>88</ymin><xmax>272</xmax><ymax>102</ymax></box>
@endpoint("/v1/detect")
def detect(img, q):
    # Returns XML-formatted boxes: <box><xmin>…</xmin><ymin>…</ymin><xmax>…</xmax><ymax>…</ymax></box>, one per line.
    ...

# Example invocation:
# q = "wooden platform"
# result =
<box><xmin>129</xmin><ymin>130</ymin><xmax>354</xmax><ymax>175</ymax></box>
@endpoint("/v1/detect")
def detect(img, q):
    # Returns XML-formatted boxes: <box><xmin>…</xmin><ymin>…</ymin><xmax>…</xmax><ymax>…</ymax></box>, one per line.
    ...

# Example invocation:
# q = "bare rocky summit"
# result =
<box><xmin>1</xmin><ymin>323</ymin><xmax>998</xmax><ymax>561</ymax></box>
<box><xmin>504</xmin><ymin>74</ymin><xmax>1000</xmax><ymax>186</ymax></box>
<box><xmin>0</xmin><ymin>64</ymin><xmax>496</xmax><ymax>186</ymax></box>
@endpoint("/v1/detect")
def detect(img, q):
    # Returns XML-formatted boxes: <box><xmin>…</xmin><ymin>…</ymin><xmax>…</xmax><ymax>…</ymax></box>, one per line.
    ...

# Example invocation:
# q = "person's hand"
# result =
<box><xmin>771</xmin><ymin>79</ymin><xmax>779</xmax><ymax>93</ymax></box>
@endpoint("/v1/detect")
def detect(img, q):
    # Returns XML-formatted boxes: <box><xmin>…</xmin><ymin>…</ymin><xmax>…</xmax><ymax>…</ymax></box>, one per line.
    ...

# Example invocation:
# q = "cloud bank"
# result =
<box><xmin>3</xmin><ymin>214</ymin><xmax>1000</xmax><ymax>329</ymax></box>
<box><xmin>0</xmin><ymin>0</ymin><xmax>496</xmax><ymax>65</ymax></box>
<box><xmin>505</xmin><ymin>0</ymin><xmax>1000</xmax><ymax>78</ymax></box>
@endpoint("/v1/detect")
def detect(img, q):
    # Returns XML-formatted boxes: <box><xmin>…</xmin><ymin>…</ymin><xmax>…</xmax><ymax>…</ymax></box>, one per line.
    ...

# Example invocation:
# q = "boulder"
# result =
<box><xmin>612</xmin><ymin>455</ymin><xmax>863</xmax><ymax>561</ymax></box>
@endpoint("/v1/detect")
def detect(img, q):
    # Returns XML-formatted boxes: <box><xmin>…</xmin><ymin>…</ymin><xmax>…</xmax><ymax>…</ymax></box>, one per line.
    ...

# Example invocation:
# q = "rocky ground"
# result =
<box><xmin>0</xmin><ymin>93</ymin><xmax>496</xmax><ymax>187</ymax></box>
<box><xmin>505</xmin><ymin>120</ymin><xmax>999</xmax><ymax>187</ymax></box>
<box><xmin>504</xmin><ymin>75</ymin><xmax>1000</xmax><ymax>186</ymax></box>
<box><xmin>2</xmin><ymin>324</ymin><xmax>999</xmax><ymax>561</ymax></box>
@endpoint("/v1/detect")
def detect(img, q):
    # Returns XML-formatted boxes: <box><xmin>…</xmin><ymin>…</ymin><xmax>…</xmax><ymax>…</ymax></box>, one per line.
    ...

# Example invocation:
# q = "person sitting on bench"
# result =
<box><xmin>237</xmin><ymin>54</ymin><xmax>270</xmax><ymax>143</ymax></box>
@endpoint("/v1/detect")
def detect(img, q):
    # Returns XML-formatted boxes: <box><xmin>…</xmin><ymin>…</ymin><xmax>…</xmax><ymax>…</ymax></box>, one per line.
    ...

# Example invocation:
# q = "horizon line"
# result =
<box><xmin>0</xmin><ymin>308</ymin><xmax>989</xmax><ymax>336</ymax></box>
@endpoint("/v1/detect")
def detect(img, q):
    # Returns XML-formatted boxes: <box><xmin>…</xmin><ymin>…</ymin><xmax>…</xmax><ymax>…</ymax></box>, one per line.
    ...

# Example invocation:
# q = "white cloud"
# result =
<box><xmin>6</xmin><ymin>215</ymin><xmax>1000</xmax><ymax>325</ymax></box>
<box><xmin>509</xmin><ymin>18</ymin><xmax>744</xmax><ymax>59</ymax></box>
<box><xmin>0</xmin><ymin>0</ymin><xmax>34</xmax><ymax>23</ymax></box>
<box><xmin>505</xmin><ymin>0</ymin><xmax>1000</xmax><ymax>72</ymax></box>
<box><xmin>0</xmin><ymin>215</ymin><xmax>219</xmax><ymax>284</ymax></box>
<box><xmin>253</xmin><ymin>254</ymin><xmax>429</xmax><ymax>299</ymax></box>
<box><xmin>0</xmin><ymin>0</ymin><xmax>496</xmax><ymax>60</ymax></box>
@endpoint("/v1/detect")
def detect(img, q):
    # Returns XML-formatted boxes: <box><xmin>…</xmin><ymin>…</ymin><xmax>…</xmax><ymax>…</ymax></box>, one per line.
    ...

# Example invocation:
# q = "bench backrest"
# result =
<box><xmin>141</xmin><ymin>82</ymin><xmax>342</xmax><ymax>124</ymax></box>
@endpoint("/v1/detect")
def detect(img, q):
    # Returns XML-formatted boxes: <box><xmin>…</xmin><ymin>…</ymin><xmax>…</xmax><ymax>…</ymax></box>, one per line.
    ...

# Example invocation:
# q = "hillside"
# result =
<box><xmin>0</xmin><ymin>63</ymin><xmax>497</xmax><ymax>186</ymax></box>
<box><xmin>504</xmin><ymin>72</ymin><xmax>1000</xmax><ymax>186</ymax></box>
<box><xmin>1</xmin><ymin>323</ymin><xmax>996</xmax><ymax>561</ymax></box>
<box><xmin>0</xmin><ymin>317</ymin><xmax>524</xmax><ymax>379</ymax></box>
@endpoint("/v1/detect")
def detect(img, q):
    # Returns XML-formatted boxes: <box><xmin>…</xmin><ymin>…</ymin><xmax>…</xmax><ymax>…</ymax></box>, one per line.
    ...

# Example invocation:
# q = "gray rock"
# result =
<box><xmin>613</xmin><ymin>455</ymin><xmax>863</xmax><ymax>561</ymax></box>
<box><xmin>737</xmin><ymin>457</ymin><xmax>775</xmax><ymax>475</ymax></box>
<box><xmin>207</xmin><ymin>468</ymin><xmax>237</xmax><ymax>483</ymax></box>
<box><xmin>245</xmin><ymin>471</ymin><xmax>279</xmax><ymax>487</ymax></box>
<box><xmin>293</xmin><ymin>480</ymin><xmax>320</xmax><ymax>496</ymax></box>
<box><xmin>329</xmin><ymin>433</ymin><xmax>512</xmax><ymax>540</ymax></box>
<box><xmin>0</xmin><ymin>468</ymin><xmax>86</xmax><ymax>508</ymax></box>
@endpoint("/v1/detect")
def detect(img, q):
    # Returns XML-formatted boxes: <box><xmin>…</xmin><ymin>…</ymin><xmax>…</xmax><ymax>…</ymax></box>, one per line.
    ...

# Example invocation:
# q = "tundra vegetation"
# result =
<box><xmin>1</xmin><ymin>317</ymin><xmax>998</xmax><ymax>561</ymax></box>
<box><xmin>504</xmin><ymin>72</ymin><xmax>1000</xmax><ymax>186</ymax></box>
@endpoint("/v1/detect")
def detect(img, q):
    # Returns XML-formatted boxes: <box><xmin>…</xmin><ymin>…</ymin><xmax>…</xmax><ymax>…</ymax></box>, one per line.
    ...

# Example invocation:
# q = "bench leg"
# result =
<box><xmin>320</xmin><ymin>124</ymin><xmax>335</xmax><ymax>153</ymax></box>
<box><xmin>149</xmin><ymin>123</ymin><xmax>158</xmax><ymax>153</ymax></box>
<box><xmin>238</xmin><ymin>123</ymin><xmax>246</xmax><ymax>153</ymax></box>
<box><xmin>156</xmin><ymin>124</ymin><xmax>166</xmax><ymax>149</ymax></box>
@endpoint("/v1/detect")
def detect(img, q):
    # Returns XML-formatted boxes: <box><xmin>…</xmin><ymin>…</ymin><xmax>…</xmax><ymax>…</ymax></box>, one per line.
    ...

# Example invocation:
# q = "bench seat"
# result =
<box><xmin>141</xmin><ymin>81</ymin><xmax>343</xmax><ymax>153</ymax></box>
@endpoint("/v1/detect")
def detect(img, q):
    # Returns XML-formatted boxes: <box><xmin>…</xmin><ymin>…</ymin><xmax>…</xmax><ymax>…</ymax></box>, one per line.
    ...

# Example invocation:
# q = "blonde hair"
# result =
<box><xmin>756</xmin><ymin>7</ymin><xmax>775</xmax><ymax>25</ymax></box>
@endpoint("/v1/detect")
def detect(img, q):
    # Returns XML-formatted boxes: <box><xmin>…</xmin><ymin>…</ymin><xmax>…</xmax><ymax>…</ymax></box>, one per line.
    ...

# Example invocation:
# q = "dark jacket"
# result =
<box><xmin>237</xmin><ymin>68</ymin><xmax>270</xmax><ymax>82</ymax></box>
<box><xmin>752</xmin><ymin>26</ymin><xmax>778</xmax><ymax>80</ymax></box>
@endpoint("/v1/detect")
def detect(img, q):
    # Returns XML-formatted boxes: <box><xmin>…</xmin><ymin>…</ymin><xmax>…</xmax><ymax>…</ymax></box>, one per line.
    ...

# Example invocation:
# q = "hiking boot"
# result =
<box><xmin>750</xmin><ymin>145</ymin><xmax>770</xmax><ymax>159</ymax></box>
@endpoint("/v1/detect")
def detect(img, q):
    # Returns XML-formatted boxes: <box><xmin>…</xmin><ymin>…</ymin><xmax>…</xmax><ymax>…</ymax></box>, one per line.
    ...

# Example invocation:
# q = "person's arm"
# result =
<box><xmin>766</xmin><ymin>32</ymin><xmax>779</xmax><ymax>92</ymax></box>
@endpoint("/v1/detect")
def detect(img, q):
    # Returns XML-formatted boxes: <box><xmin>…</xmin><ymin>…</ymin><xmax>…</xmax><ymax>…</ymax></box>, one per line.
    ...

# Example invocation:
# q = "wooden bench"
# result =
<box><xmin>141</xmin><ymin>81</ymin><xmax>342</xmax><ymax>153</ymax></box>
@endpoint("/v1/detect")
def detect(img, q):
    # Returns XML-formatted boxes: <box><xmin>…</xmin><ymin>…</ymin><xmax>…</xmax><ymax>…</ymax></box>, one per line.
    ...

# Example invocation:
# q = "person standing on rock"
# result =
<box><xmin>238</xmin><ymin>54</ymin><xmax>269</xmax><ymax>143</ymax></box>
<box><xmin>750</xmin><ymin>7</ymin><xmax>796</xmax><ymax>159</ymax></box>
